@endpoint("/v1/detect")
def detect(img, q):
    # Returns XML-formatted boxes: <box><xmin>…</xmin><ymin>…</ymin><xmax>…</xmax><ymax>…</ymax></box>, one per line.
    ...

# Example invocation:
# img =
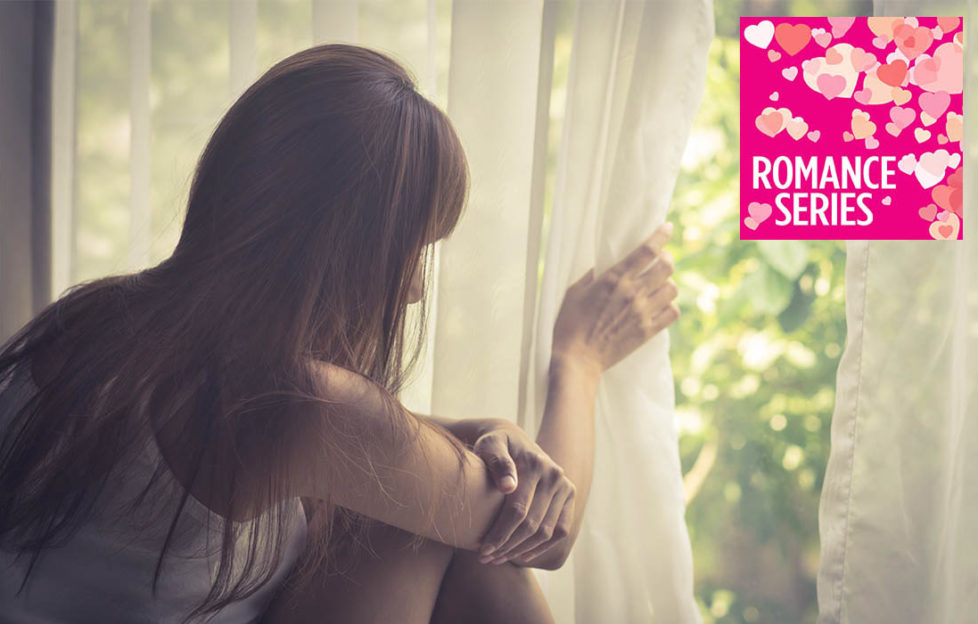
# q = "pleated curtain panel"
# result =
<box><xmin>816</xmin><ymin>1</ymin><xmax>977</xmax><ymax>623</ymax></box>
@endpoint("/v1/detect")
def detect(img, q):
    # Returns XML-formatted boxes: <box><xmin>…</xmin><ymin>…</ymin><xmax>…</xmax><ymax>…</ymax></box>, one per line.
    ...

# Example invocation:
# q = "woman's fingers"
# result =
<box><xmin>484</xmin><ymin>484</ymin><xmax>560</xmax><ymax>563</ymax></box>
<box><xmin>472</xmin><ymin>432</ymin><xmax>518</xmax><ymax>494</ymax></box>
<box><xmin>493</xmin><ymin>484</ymin><xmax>573</xmax><ymax>563</ymax></box>
<box><xmin>478</xmin><ymin>471</ymin><xmax>541</xmax><ymax>559</ymax></box>
<box><xmin>604</xmin><ymin>222</ymin><xmax>673</xmax><ymax>281</ymax></box>
<box><xmin>510</xmin><ymin>497</ymin><xmax>575</xmax><ymax>565</ymax></box>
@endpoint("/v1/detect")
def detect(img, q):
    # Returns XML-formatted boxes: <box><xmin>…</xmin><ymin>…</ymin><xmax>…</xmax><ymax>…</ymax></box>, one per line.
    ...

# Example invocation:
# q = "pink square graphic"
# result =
<box><xmin>740</xmin><ymin>17</ymin><xmax>964</xmax><ymax>240</ymax></box>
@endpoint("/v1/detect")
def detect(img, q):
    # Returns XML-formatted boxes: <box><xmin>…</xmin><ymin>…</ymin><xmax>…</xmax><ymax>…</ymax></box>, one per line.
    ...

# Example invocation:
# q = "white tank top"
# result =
<box><xmin>0</xmin><ymin>364</ymin><xmax>308</xmax><ymax>623</ymax></box>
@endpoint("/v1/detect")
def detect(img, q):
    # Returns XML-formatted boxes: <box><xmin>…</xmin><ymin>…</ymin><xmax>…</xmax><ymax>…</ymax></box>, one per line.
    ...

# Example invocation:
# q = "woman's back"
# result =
<box><xmin>0</xmin><ymin>363</ymin><xmax>308</xmax><ymax>623</ymax></box>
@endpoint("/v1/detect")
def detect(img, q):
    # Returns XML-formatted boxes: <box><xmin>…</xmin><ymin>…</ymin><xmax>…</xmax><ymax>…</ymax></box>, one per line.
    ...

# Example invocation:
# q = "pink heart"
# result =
<box><xmin>914</xmin><ymin>56</ymin><xmax>941</xmax><ymax>86</ymax></box>
<box><xmin>828</xmin><ymin>17</ymin><xmax>855</xmax><ymax>38</ymax></box>
<box><xmin>814</xmin><ymin>32</ymin><xmax>832</xmax><ymax>47</ymax></box>
<box><xmin>744</xmin><ymin>216</ymin><xmax>760</xmax><ymax>231</ymax></box>
<box><xmin>937</xmin><ymin>17</ymin><xmax>960</xmax><ymax>33</ymax></box>
<box><xmin>898</xmin><ymin>154</ymin><xmax>917</xmax><ymax>174</ymax></box>
<box><xmin>889</xmin><ymin>106</ymin><xmax>916</xmax><ymax>128</ymax></box>
<box><xmin>843</xmin><ymin>131</ymin><xmax>855</xmax><ymax>142</ymax></box>
<box><xmin>865</xmin><ymin>137</ymin><xmax>880</xmax><ymax>149</ymax></box>
<box><xmin>937</xmin><ymin>210</ymin><xmax>950</xmax><ymax>222</ymax></box>
<box><xmin>807</xmin><ymin>130</ymin><xmax>821</xmax><ymax>142</ymax></box>
<box><xmin>882</xmin><ymin>196</ymin><xmax>892</xmax><ymax>205</ymax></box>
<box><xmin>872</xmin><ymin>36</ymin><xmax>888</xmax><ymax>49</ymax></box>
<box><xmin>748</xmin><ymin>202</ymin><xmax>773</xmax><ymax>223</ymax></box>
<box><xmin>919</xmin><ymin>91</ymin><xmax>951</xmax><ymax>120</ymax></box>
<box><xmin>854</xmin><ymin>88</ymin><xmax>872</xmax><ymax>104</ymax></box>
<box><xmin>817</xmin><ymin>73</ymin><xmax>846</xmax><ymax>99</ymax></box>
<box><xmin>919</xmin><ymin>204</ymin><xmax>938</xmax><ymax>220</ymax></box>
<box><xmin>850</xmin><ymin>48</ymin><xmax>877</xmax><ymax>72</ymax></box>
<box><xmin>782</xmin><ymin>66</ymin><xmax>799</xmax><ymax>81</ymax></box>
<box><xmin>768</xmin><ymin>49</ymin><xmax>782</xmax><ymax>62</ymax></box>
<box><xmin>802</xmin><ymin>58</ymin><xmax>822</xmax><ymax>74</ymax></box>
<box><xmin>885</xmin><ymin>122</ymin><xmax>902</xmax><ymax>137</ymax></box>
<box><xmin>770</xmin><ymin>91</ymin><xmax>780</xmax><ymax>101</ymax></box>
<box><xmin>938</xmin><ymin>134</ymin><xmax>949</xmax><ymax>144</ymax></box>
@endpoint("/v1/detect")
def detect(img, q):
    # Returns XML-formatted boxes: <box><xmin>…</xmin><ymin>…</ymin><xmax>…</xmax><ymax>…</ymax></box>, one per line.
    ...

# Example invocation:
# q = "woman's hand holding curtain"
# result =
<box><xmin>491</xmin><ymin>221</ymin><xmax>680</xmax><ymax>567</ymax></box>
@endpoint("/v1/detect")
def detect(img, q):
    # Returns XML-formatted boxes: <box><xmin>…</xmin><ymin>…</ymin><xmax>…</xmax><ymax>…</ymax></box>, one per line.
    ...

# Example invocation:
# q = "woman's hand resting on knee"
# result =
<box><xmin>468</xmin><ymin>420</ymin><xmax>575</xmax><ymax>565</ymax></box>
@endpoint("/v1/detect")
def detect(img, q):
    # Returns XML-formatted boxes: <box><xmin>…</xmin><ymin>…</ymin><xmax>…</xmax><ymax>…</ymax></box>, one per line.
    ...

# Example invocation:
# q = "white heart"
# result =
<box><xmin>782</xmin><ymin>66</ymin><xmax>799</xmax><ymax>81</ymax></box>
<box><xmin>898</xmin><ymin>154</ymin><xmax>917</xmax><ymax>175</ymax></box>
<box><xmin>745</xmin><ymin>20</ymin><xmax>775</xmax><ymax>49</ymax></box>
<box><xmin>949</xmin><ymin>152</ymin><xmax>962</xmax><ymax>169</ymax></box>
<box><xmin>914</xmin><ymin>162</ymin><xmax>943</xmax><ymax>189</ymax></box>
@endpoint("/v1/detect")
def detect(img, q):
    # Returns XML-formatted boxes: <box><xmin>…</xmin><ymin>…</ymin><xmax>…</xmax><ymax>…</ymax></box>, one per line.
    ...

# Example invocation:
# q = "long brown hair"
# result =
<box><xmin>0</xmin><ymin>43</ymin><xmax>469</xmax><ymax>622</ymax></box>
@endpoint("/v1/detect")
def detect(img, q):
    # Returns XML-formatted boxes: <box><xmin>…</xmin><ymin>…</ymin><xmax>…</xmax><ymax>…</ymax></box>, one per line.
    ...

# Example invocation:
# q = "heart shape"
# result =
<box><xmin>872</xmin><ymin>36</ymin><xmax>888</xmax><ymax>49</ymax></box>
<box><xmin>755</xmin><ymin>107</ymin><xmax>789</xmax><ymax>137</ymax></box>
<box><xmin>786</xmin><ymin>117</ymin><xmax>809</xmax><ymax>141</ymax></box>
<box><xmin>913</xmin><ymin>56</ymin><xmax>941</xmax><ymax>86</ymax></box>
<box><xmin>929</xmin><ymin>212</ymin><xmax>960</xmax><ymax>239</ymax></box>
<box><xmin>775</xmin><ymin>23</ymin><xmax>812</xmax><ymax>56</ymax></box>
<box><xmin>868</xmin><ymin>17</ymin><xmax>901</xmax><ymax>40</ymax></box>
<box><xmin>782</xmin><ymin>66</ymin><xmax>799</xmax><ymax>81</ymax></box>
<box><xmin>851</xmin><ymin>112</ymin><xmax>876</xmax><ymax>140</ymax></box>
<box><xmin>885</xmin><ymin>122</ymin><xmax>902</xmax><ymax>137</ymax></box>
<box><xmin>892</xmin><ymin>88</ymin><xmax>912</xmax><ymax>104</ymax></box>
<box><xmin>881</xmin><ymin>196</ymin><xmax>892</xmax><ymax>206</ymax></box>
<box><xmin>814</xmin><ymin>31</ymin><xmax>832</xmax><ymax>47</ymax></box>
<box><xmin>825</xmin><ymin>48</ymin><xmax>844</xmax><ymax>65</ymax></box>
<box><xmin>937</xmin><ymin>17</ymin><xmax>960</xmax><ymax>33</ymax></box>
<box><xmin>850</xmin><ymin>47</ymin><xmax>877</xmax><ymax>72</ymax></box>
<box><xmin>748</xmin><ymin>201</ymin><xmax>773</xmax><ymax>223</ymax></box>
<box><xmin>770</xmin><ymin>91</ymin><xmax>780</xmax><ymax>101</ymax></box>
<box><xmin>889</xmin><ymin>106</ymin><xmax>915</xmax><ymax>128</ymax></box>
<box><xmin>744</xmin><ymin>216</ymin><xmax>759</xmax><ymax>231</ymax></box>
<box><xmin>854</xmin><ymin>88</ymin><xmax>872</xmax><ymax>104</ymax></box>
<box><xmin>919</xmin><ymin>91</ymin><xmax>951</xmax><ymax>120</ymax></box>
<box><xmin>865</xmin><ymin>136</ymin><xmax>880</xmax><ymax>149</ymax></box>
<box><xmin>938</xmin><ymin>134</ymin><xmax>949</xmax><ymax>144</ymax></box>
<box><xmin>898</xmin><ymin>154</ymin><xmax>917</xmax><ymax>174</ymax></box>
<box><xmin>828</xmin><ymin>17</ymin><xmax>855</xmax><ymax>38</ymax></box>
<box><xmin>768</xmin><ymin>49</ymin><xmax>782</xmax><ymax>62</ymax></box>
<box><xmin>915</xmin><ymin>128</ymin><xmax>932</xmax><ymax>143</ymax></box>
<box><xmin>919</xmin><ymin>203</ymin><xmax>938</xmax><ymax>220</ymax></box>
<box><xmin>843</xmin><ymin>131</ymin><xmax>855</xmax><ymax>142</ymax></box>
<box><xmin>817</xmin><ymin>73</ymin><xmax>846</xmax><ymax>99</ymax></box>
<box><xmin>877</xmin><ymin>60</ymin><xmax>908</xmax><ymax>86</ymax></box>
<box><xmin>807</xmin><ymin>130</ymin><xmax>821</xmax><ymax>142</ymax></box>
<box><xmin>894</xmin><ymin>23</ymin><xmax>934</xmax><ymax>60</ymax></box>
<box><xmin>745</xmin><ymin>20</ymin><xmax>776</xmax><ymax>49</ymax></box>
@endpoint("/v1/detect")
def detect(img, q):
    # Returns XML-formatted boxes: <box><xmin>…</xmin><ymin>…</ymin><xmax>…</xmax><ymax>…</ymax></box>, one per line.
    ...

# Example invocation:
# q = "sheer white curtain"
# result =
<box><xmin>45</xmin><ymin>1</ymin><xmax>714</xmax><ymax>620</ymax></box>
<box><xmin>817</xmin><ymin>2</ymin><xmax>976</xmax><ymax>623</ymax></box>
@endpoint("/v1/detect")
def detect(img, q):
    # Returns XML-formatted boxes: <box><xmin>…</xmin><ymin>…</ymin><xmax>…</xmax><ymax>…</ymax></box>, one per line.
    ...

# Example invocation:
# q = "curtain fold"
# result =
<box><xmin>0</xmin><ymin>0</ymin><xmax>54</xmax><ymax>344</ymax></box>
<box><xmin>817</xmin><ymin>3</ymin><xmax>975</xmax><ymax>623</ymax></box>
<box><xmin>523</xmin><ymin>2</ymin><xmax>713</xmax><ymax>621</ymax></box>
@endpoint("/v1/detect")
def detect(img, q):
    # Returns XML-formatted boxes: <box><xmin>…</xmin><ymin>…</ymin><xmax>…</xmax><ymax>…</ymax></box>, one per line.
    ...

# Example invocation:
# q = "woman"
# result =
<box><xmin>0</xmin><ymin>44</ymin><xmax>678</xmax><ymax>623</ymax></box>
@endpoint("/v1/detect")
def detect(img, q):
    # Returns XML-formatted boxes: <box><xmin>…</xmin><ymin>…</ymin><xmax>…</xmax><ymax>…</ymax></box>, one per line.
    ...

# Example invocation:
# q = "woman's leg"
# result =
<box><xmin>430</xmin><ymin>549</ymin><xmax>555</xmax><ymax>624</ymax></box>
<box><xmin>262</xmin><ymin>512</ymin><xmax>554</xmax><ymax>624</ymax></box>
<box><xmin>261</xmin><ymin>519</ymin><xmax>454</xmax><ymax>624</ymax></box>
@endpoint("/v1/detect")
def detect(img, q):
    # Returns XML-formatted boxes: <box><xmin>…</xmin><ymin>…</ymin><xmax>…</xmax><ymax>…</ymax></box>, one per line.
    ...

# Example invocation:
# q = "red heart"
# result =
<box><xmin>949</xmin><ymin>188</ymin><xmax>963</xmax><ymax>216</ymax></box>
<box><xmin>947</xmin><ymin>167</ymin><xmax>963</xmax><ymax>188</ymax></box>
<box><xmin>931</xmin><ymin>185</ymin><xmax>954</xmax><ymax>211</ymax></box>
<box><xmin>893</xmin><ymin>23</ymin><xmax>934</xmax><ymax>60</ymax></box>
<box><xmin>775</xmin><ymin>23</ymin><xmax>812</xmax><ymax>56</ymax></box>
<box><xmin>876</xmin><ymin>60</ymin><xmax>908</xmax><ymax>86</ymax></box>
